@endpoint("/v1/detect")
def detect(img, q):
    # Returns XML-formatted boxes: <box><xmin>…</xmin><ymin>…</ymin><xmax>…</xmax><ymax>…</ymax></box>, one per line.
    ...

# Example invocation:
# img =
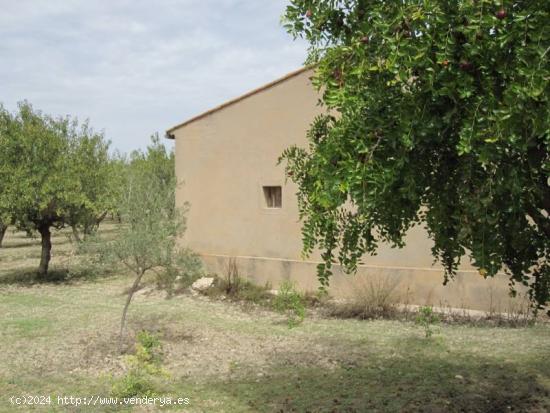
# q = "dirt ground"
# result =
<box><xmin>1</xmin><ymin>226</ymin><xmax>549</xmax><ymax>412</ymax></box>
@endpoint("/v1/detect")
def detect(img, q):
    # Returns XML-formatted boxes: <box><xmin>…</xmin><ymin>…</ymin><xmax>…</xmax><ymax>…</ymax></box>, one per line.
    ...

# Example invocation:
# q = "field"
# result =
<box><xmin>0</xmin><ymin>225</ymin><xmax>549</xmax><ymax>412</ymax></box>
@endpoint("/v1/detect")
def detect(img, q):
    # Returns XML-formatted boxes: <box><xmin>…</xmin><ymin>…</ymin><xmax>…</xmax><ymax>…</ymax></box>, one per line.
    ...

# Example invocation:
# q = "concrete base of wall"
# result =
<box><xmin>199</xmin><ymin>253</ymin><xmax>532</xmax><ymax>314</ymax></box>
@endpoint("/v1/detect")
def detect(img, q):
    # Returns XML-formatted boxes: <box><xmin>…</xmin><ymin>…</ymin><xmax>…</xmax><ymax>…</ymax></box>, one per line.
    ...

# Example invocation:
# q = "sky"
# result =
<box><xmin>0</xmin><ymin>0</ymin><xmax>308</xmax><ymax>153</ymax></box>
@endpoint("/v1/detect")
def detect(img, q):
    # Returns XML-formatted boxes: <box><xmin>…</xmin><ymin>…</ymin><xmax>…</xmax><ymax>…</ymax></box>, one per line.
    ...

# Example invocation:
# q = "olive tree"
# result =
<box><xmin>281</xmin><ymin>1</ymin><xmax>549</xmax><ymax>313</ymax></box>
<box><xmin>90</xmin><ymin>137</ymin><xmax>201</xmax><ymax>348</ymax></box>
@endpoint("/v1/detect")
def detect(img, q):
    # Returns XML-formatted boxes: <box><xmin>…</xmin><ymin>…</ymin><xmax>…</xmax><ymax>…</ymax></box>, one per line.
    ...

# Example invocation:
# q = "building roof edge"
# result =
<box><xmin>165</xmin><ymin>66</ymin><xmax>312</xmax><ymax>138</ymax></box>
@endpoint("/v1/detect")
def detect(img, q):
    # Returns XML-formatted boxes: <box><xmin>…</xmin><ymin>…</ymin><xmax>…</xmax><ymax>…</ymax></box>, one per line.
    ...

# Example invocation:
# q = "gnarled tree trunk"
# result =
<box><xmin>71</xmin><ymin>224</ymin><xmax>82</xmax><ymax>243</ymax></box>
<box><xmin>119</xmin><ymin>268</ymin><xmax>146</xmax><ymax>352</ymax></box>
<box><xmin>0</xmin><ymin>223</ymin><xmax>7</xmax><ymax>248</ymax></box>
<box><xmin>90</xmin><ymin>210</ymin><xmax>109</xmax><ymax>234</ymax></box>
<box><xmin>38</xmin><ymin>224</ymin><xmax>52</xmax><ymax>278</ymax></box>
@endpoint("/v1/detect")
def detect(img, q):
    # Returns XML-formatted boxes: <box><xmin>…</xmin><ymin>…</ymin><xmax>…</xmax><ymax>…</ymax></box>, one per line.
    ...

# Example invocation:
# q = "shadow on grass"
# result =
<box><xmin>0</xmin><ymin>265</ymin><xmax>115</xmax><ymax>286</ymax></box>
<box><xmin>0</xmin><ymin>268</ymin><xmax>71</xmax><ymax>285</ymax></box>
<box><xmin>196</xmin><ymin>344</ymin><xmax>549</xmax><ymax>412</ymax></box>
<box><xmin>1</xmin><ymin>237</ymin><xmax>73</xmax><ymax>250</ymax></box>
<box><xmin>0</xmin><ymin>240</ymin><xmax>41</xmax><ymax>249</ymax></box>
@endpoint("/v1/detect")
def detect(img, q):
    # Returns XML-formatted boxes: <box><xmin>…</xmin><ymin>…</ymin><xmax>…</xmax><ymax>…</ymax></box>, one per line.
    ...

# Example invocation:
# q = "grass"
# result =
<box><xmin>0</xmin><ymin>226</ymin><xmax>549</xmax><ymax>412</ymax></box>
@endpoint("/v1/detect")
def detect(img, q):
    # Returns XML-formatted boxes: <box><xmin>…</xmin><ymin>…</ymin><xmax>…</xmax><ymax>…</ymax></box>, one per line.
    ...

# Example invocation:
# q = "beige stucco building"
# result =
<box><xmin>167</xmin><ymin>67</ymin><xmax>528</xmax><ymax>313</ymax></box>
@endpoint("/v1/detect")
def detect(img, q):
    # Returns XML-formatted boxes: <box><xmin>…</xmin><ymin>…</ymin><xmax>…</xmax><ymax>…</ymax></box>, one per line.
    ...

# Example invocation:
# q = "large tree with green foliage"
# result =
<box><xmin>281</xmin><ymin>1</ymin><xmax>550</xmax><ymax>313</ymax></box>
<box><xmin>0</xmin><ymin>105</ymin><xmax>13</xmax><ymax>247</ymax></box>
<box><xmin>66</xmin><ymin>123</ymin><xmax>118</xmax><ymax>242</ymax></box>
<box><xmin>0</xmin><ymin>102</ymin><xmax>114</xmax><ymax>277</ymax></box>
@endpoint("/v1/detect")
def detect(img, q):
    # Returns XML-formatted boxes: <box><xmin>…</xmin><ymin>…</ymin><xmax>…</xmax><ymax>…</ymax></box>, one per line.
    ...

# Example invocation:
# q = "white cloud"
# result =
<box><xmin>0</xmin><ymin>0</ymin><xmax>308</xmax><ymax>152</ymax></box>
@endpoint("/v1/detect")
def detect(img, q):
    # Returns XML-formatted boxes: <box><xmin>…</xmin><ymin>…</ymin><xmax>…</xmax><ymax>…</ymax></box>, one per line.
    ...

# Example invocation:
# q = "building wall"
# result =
<box><xmin>172</xmin><ymin>69</ymin><xmax>529</xmax><ymax>313</ymax></box>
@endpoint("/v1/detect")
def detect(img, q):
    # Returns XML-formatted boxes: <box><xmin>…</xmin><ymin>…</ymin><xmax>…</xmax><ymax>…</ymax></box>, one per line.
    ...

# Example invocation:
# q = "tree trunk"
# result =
<box><xmin>38</xmin><ymin>224</ymin><xmax>52</xmax><ymax>279</ymax></box>
<box><xmin>71</xmin><ymin>225</ymin><xmax>82</xmax><ymax>243</ymax></box>
<box><xmin>94</xmin><ymin>210</ymin><xmax>109</xmax><ymax>229</ymax></box>
<box><xmin>119</xmin><ymin>269</ymin><xmax>146</xmax><ymax>352</ymax></box>
<box><xmin>0</xmin><ymin>223</ymin><xmax>7</xmax><ymax>248</ymax></box>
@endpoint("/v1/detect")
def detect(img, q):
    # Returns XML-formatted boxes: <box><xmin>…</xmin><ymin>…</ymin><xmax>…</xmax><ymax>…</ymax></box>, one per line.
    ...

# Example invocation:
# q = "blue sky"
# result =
<box><xmin>0</xmin><ymin>0</ymin><xmax>308</xmax><ymax>153</ymax></box>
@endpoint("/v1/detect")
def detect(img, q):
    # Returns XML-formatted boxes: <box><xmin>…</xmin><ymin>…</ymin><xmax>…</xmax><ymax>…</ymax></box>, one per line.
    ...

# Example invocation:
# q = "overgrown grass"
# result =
<box><xmin>200</xmin><ymin>258</ymin><xmax>273</xmax><ymax>306</ymax></box>
<box><xmin>325</xmin><ymin>274</ymin><xmax>401</xmax><ymax>320</ymax></box>
<box><xmin>0</xmin><ymin>226</ymin><xmax>549</xmax><ymax>412</ymax></box>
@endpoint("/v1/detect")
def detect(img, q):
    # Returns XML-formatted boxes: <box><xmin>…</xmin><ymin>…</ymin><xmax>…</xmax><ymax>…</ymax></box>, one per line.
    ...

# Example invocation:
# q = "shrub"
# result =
<box><xmin>111</xmin><ymin>330</ymin><xmax>167</xmax><ymax>398</ymax></box>
<box><xmin>134</xmin><ymin>330</ymin><xmax>163</xmax><ymax>366</ymax></box>
<box><xmin>202</xmin><ymin>258</ymin><xmax>272</xmax><ymax>305</ymax></box>
<box><xmin>415</xmin><ymin>306</ymin><xmax>440</xmax><ymax>338</ymax></box>
<box><xmin>223</xmin><ymin>257</ymin><xmax>242</xmax><ymax>296</ymax></box>
<box><xmin>303</xmin><ymin>288</ymin><xmax>330</xmax><ymax>307</ymax></box>
<box><xmin>155</xmin><ymin>248</ymin><xmax>203</xmax><ymax>296</ymax></box>
<box><xmin>273</xmin><ymin>280</ymin><xmax>306</xmax><ymax>328</ymax></box>
<box><xmin>326</xmin><ymin>275</ymin><xmax>400</xmax><ymax>319</ymax></box>
<box><xmin>110</xmin><ymin>370</ymin><xmax>156</xmax><ymax>399</ymax></box>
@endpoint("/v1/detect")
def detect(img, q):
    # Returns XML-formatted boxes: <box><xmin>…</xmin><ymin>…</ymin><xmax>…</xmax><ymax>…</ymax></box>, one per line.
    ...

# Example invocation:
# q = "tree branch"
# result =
<box><xmin>526</xmin><ymin>204</ymin><xmax>550</xmax><ymax>239</ymax></box>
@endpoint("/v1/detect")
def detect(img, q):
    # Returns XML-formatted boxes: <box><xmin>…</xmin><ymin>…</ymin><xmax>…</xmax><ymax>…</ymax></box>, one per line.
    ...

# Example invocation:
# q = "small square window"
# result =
<box><xmin>263</xmin><ymin>186</ymin><xmax>282</xmax><ymax>208</ymax></box>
